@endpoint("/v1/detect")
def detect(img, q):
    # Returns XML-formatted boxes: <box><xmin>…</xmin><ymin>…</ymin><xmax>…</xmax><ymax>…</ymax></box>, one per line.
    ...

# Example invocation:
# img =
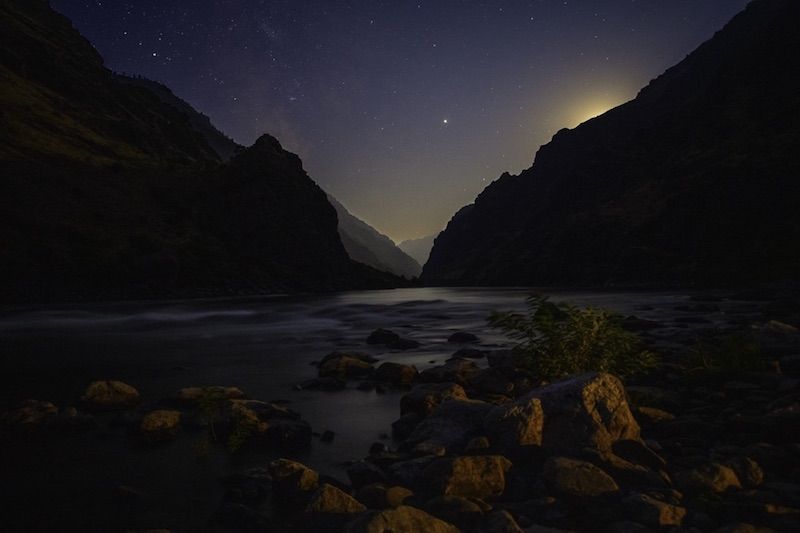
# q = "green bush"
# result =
<box><xmin>488</xmin><ymin>294</ymin><xmax>657</xmax><ymax>380</ymax></box>
<box><xmin>686</xmin><ymin>334</ymin><xmax>766</xmax><ymax>372</ymax></box>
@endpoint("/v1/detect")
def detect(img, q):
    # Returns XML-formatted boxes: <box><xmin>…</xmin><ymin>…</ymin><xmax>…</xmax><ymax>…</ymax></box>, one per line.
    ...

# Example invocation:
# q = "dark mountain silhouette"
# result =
<box><xmin>0</xmin><ymin>0</ymin><xmax>396</xmax><ymax>301</ymax></box>
<box><xmin>328</xmin><ymin>196</ymin><xmax>422</xmax><ymax>279</ymax></box>
<box><xmin>398</xmin><ymin>235</ymin><xmax>437</xmax><ymax>268</ymax></box>
<box><xmin>423</xmin><ymin>0</ymin><xmax>800</xmax><ymax>287</ymax></box>
<box><xmin>117</xmin><ymin>75</ymin><xmax>241</xmax><ymax>162</ymax></box>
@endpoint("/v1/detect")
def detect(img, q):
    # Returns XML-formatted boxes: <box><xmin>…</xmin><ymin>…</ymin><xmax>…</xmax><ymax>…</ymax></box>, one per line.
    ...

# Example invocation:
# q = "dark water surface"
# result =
<box><xmin>0</xmin><ymin>288</ymin><xmax>751</xmax><ymax>530</ymax></box>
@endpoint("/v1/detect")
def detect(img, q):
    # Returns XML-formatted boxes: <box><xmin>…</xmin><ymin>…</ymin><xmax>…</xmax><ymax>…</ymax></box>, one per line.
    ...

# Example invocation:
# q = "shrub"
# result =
<box><xmin>488</xmin><ymin>294</ymin><xmax>657</xmax><ymax>380</ymax></box>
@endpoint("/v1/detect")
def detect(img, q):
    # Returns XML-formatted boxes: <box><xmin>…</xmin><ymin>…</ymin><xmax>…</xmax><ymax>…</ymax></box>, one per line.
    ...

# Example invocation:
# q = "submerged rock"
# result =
<box><xmin>367</xmin><ymin>328</ymin><xmax>400</xmax><ymax>345</ymax></box>
<box><xmin>81</xmin><ymin>380</ymin><xmax>140</xmax><ymax>410</ymax></box>
<box><xmin>319</xmin><ymin>353</ymin><xmax>374</xmax><ymax>379</ymax></box>
<box><xmin>420</xmin><ymin>359</ymin><xmax>481</xmax><ymax>386</ymax></box>
<box><xmin>448</xmin><ymin>331</ymin><xmax>480</xmax><ymax>343</ymax></box>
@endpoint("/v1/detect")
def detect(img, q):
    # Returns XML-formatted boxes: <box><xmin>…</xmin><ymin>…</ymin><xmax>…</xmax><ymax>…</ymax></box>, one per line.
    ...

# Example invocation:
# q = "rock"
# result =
<box><xmin>175</xmin><ymin>386</ymin><xmax>246</xmax><ymax>406</ymax></box>
<box><xmin>470</xmin><ymin>368</ymin><xmax>517</xmax><ymax>396</ymax></box>
<box><xmin>388</xmin><ymin>456</ymin><xmax>440</xmax><ymax>488</ymax></box>
<box><xmin>56</xmin><ymin>406</ymin><xmax>96</xmax><ymax>430</ymax></box>
<box><xmin>529</xmin><ymin>372</ymin><xmax>641</xmax><ymax>455</ymax></box>
<box><xmin>1</xmin><ymin>399</ymin><xmax>58</xmax><ymax>429</ymax></box>
<box><xmin>612</xmin><ymin>439</ymin><xmax>667</xmax><ymax>471</ymax></box>
<box><xmin>388</xmin><ymin>338</ymin><xmax>422</xmax><ymax>350</ymax></box>
<box><xmin>420</xmin><ymin>359</ymin><xmax>481</xmax><ymax>385</ymax></box>
<box><xmin>487</xmin><ymin>350</ymin><xmax>516</xmax><ymax>369</ymax></box>
<box><xmin>321</xmin><ymin>351</ymin><xmax>379</xmax><ymax>364</ymax></box>
<box><xmin>374</xmin><ymin>362</ymin><xmax>418</xmax><ymax>386</ymax></box>
<box><xmin>269</xmin><ymin>458</ymin><xmax>319</xmax><ymax>507</ymax></box>
<box><xmin>724</xmin><ymin>457</ymin><xmax>764</xmax><ymax>489</ymax></box>
<box><xmin>425</xmin><ymin>494</ymin><xmax>486</xmax><ymax>530</ymax></box>
<box><xmin>224</xmin><ymin>399</ymin><xmax>311</xmax><ymax>450</ymax></box>
<box><xmin>582</xmin><ymin>449</ymin><xmax>670</xmax><ymax>490</ymax></box>
<box><xmin>413</xmin><ymin>441</ymin><xmax>447</xmax><ymax>457</ymax></box>
<box><xmin>619</xmin><ymin>492</ymin><xmax>686</xmax><ymax>527</ymax></box>
<box><xmin>422</xmin><ymin>455</ymin><xmax>512</xmax><ymax>499</ymax></box>
<box><xmin>305</xmin><ymin>483</ymin><xmax>366</xmax><ymax>531</ymax></box>
<box><xmin>319</xmin><ymin>353</ymin><xmax>374</xmax><ymax>379</ymax></box>
<box><xmin>400</xmin><ymin>383</ymin><xmax>468</xmax><ymax>416</ymax></box>
<box><xmin>635</xmin><ymin>406</ymin><xmax>675</xmax><ymax>427</ymax></box>
<box><xmin>675</xmin><ymin>463</ymin><xmax>742</xmax><ymax>494</ymax></box>
<box><xmin>356</xmin><ymin>484</ymin><xmax>413</xmax><ymax>509</ymax></box>
<box><xmin>348</xmin><ymin>461</ymin><xmax>389</xmax><ymax>489</ymax></box>
<box><xmin>484</xmin><ymin>510</ymin><xmax>525</xmax><ymax>533</ymax></box>
<box><xmin>345</xmin><ymin>505</ymin><xmax>459</xmax><ymax>533</ymax></box>
<box><xmin>296</xmin><ymin>377</ymin><xmax>347</xmax><ymax>391</ymax></box>
<box><xmin>483</xmin><ymin>396</ymin><xmax>544</xmax><ymax>451</ymax></box>
<box><xmin>452</xmin><ymin>347</ymin><xmax>488</xmax><ymax>359</ymax></box>
<box><xmin>405</xmin><ymin>399</ymin><xmax>493</xmax><ymax>452</ymax></box>
<box><xmin>448</xmin><ymin>331</ymin><xmax>480</xmax><ymax>343</ymax></box>
<box><xmin>80</xmin><ymin>380</ymin><xmax>140</xmax><ymax>410</ymax></box>
<box><xmin>213</xmin><ymin>502</ymin><xmax>272</xmax><ymax>531</ymax></box>
<box><xmin>367</xmin><ymin>328</ymin><xmax>400</xmax><ymax>345</ymax></box>
<box><xmin>465</xmin><ymin>436</ymin><xmax>491</xmax><ymax>453</ymax></box>
<box><xmin>139</xmin><ymin>410</ymin><xmax>181</xmax><ymax>443</ymax></box>
<box><xmin>264</xmin><ymin>418</ymin><xmax>313</xmax><ymax>450</ymax></box>
<box><xmin>542</xmin><ymin>456</ymin><xmax>619</xmax><ymax>499</ymax></box>
<box><xmin>392</xmin><ymin>413</ymin><xmax>423</xmax><ymax>440</ymax></box>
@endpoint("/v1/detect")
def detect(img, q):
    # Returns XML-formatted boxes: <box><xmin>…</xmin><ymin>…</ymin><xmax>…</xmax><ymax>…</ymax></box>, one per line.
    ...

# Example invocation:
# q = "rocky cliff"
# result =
<box><xmin>423</xmin><ymin>0</ymin><xmax>800</xmax><ymax>287</ymax></box>
<box><xmin>0</xmin><ymin>0</ymin><xmax>395</xmax><ymax>301</ymax></box>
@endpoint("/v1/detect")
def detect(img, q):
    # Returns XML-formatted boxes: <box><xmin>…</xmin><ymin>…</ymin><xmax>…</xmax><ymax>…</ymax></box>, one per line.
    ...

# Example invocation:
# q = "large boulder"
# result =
<box><xmin>0</xmin><ymin>400</ymin><xmax>58</xmax><ymax>430</ymax></box>
<box><xmin>405</xmin><ymin>399</ymin><xmax>493</xmax><ymax>452</ymax></box>
<box><xmin>225</xmin><ymin>399</ymin><xmax>311</xmax><ymax>450</ymax></box>
<box><xmin>373</xmin><ymin>362</ymin><xmax>418</xmax><ymax>386</ymax></box>
<box><xmin>304</xmin><ymin>483</ymin><xmax>366</xmax><ymax>531</ymax></box>
<box><xmin>400</xmin><ymin>383</ymin><xmax>468</xmax><ymax>416</ymax></box>
<box><xmin>345</xmin><ymin>505</ymin><xmax>459</xmax><ymax>533</ymax></box>
<box><xmin>422</xmin><ymin>455</ymin><xmax>512</xmax><ymax>499</ymax></box>
<box><xmin>542</xmin><ymin>456</ymin><xmax>619</xmax><ymax>499</ymax></box>
<box><xmin>81</xmin><ymin>380</ymin><xmax>140</xmax><ymax>410</ymax></box>
<box><xmin>483</xmin><ymin>396</ymin><xmax>544</xmax><ymax>451</ymax></box>
<box><xmin>425</xmin><ymin>494</ymin><xmax>486</xmax><ymax>530</ymax></box>
<box><xmin>529</xmin><ymin>373</ymin><xmax>640</xmax><ymax>454</ymax></box>
<box><xmin>355</xmin><ymin>484</ymin><xmax>414</xmax><ymax>509</ymax></box>
<box><xmin>139</xmin><ymin>410</ymin><xmax>181</xmax><ymax>443</ymax></box>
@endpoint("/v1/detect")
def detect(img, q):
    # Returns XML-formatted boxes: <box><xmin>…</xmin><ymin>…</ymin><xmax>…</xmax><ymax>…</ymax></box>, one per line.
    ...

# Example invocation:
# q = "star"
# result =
<box><xmin>442</xmin><ymin>119</ymin><xmax>448</xmax><ymax>124</ymax></box>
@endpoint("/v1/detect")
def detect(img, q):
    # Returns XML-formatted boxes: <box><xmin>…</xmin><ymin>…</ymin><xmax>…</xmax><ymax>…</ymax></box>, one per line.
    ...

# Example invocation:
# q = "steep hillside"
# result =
<box><xmin>328</xmin><ymin>196</ymin><xmax>422</xmax><ymax>278</ymax></box>
<box><xmin>0</xmin><ymin>0</ymin><xmax>395</xmax><ymax>301</ymax></box>
<box><xmin>424</xmin><ymin>0</ymin><xmax>800</xmax><ymax>287</ymax></box>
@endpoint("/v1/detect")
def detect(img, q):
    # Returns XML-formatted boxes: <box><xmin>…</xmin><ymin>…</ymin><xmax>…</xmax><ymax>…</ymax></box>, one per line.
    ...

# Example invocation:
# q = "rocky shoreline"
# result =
<box><xmin>2</xmin><ymin>300</ymin><xmax>800</xmax><ymax>532</ymax></box>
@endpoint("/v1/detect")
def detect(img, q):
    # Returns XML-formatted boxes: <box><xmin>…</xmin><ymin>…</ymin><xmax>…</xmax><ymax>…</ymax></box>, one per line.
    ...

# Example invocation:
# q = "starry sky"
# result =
<box><xmin>52</xmin><ymin>0</ymin><xmax>750</xmax><ymax>243</ymax></box>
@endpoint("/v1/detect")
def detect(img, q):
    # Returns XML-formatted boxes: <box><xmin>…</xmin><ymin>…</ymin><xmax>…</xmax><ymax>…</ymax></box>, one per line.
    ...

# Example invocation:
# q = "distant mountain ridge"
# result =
<box><xmin>328</xmin><ymin>196</ymin><xmax>422</xmax><ymax>279</ymax></box>
<box><xmin>0</xmin><ymin>0</ymin><xmax>397</xmax><ymax>301</ymax></box>
<box><xmin>423</xmin><ymin>0</ymin><xmax>800</xmax><ymax>287</ymax></box>
<box><xmin>398</xmin><ymin>235</ymin><xmax>437</xmax><ymax>268</ymax></box>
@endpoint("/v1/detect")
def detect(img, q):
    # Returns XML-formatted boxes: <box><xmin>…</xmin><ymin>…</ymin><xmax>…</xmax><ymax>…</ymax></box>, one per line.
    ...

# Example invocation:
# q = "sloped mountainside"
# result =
<box><xmin>117</xmin><ymin>75</ymin><xmax>241</xmax><ymax>162</ymax></box>
<box><xmin>0</xmin><ymin>0</ymin><xmax>396</xmax><ymax>301</ymax></box>
<box><xmin>328</xmin><ymin>195</ymin><xmax>422</xmax><ymax>278</ymax></box>
<box><xmin>398</xmin><ymin>234</ymin><xmax>437</xmax><ymax>269</ymax></box>
<box><xmin>424</xmin><ymin>0</ymin><xmax>800</xmax><ymax>287</ymax></box>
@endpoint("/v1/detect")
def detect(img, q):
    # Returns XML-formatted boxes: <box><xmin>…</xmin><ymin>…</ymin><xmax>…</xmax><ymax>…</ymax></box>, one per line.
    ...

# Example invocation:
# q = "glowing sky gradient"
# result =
<box><xmin>52</xmin><ymin>1</ymin><xmax>750</xmax><ymax>242</ymax></box>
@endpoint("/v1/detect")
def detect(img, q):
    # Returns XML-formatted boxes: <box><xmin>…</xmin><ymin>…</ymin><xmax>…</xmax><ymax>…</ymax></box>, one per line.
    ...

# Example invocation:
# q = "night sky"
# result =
<box><xmin>51</xmin><ymin>0</ymin><xmax>750</xmax><ymax>242</ymax></box>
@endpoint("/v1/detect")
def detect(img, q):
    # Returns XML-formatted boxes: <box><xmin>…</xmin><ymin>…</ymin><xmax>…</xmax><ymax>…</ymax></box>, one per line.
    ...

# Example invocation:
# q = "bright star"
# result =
<box><xmin>442</xmin><ymin>119</ymin><xmax>448</xmax><ymax>124</ymax></box>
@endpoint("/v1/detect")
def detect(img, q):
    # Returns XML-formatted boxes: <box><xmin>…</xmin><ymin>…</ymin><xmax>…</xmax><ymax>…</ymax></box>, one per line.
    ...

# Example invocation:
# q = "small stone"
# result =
<box><xmin>724</xmin><ymin>457</ymin><xmax>764</xmax><ymax>489</ymax></box>
<box><xmin>619</xmin><ymin>492</ymin><xmax>687</xmax><ymax>527</ymax></box>
<box><xmin>367</xmin><ymin>328</ymin><xmax>400</xmax><ymax>345</ymax></box>
<box><xmin>1</xmin><ymin>399</ymin><xmax>58</xmax><ymax>429</ymax></box>
<box><xmin>675</xmin><ymin>463</ymin><xmax>742</xmax><ymax>494</ymax></box>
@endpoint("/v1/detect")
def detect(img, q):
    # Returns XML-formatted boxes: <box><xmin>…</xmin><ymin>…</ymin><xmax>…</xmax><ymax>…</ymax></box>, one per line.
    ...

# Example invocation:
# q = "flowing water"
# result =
<box><xmin>0</xmin><ymin>287</ymin><xmax>756</xmax><ymax>530</ymax></box>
